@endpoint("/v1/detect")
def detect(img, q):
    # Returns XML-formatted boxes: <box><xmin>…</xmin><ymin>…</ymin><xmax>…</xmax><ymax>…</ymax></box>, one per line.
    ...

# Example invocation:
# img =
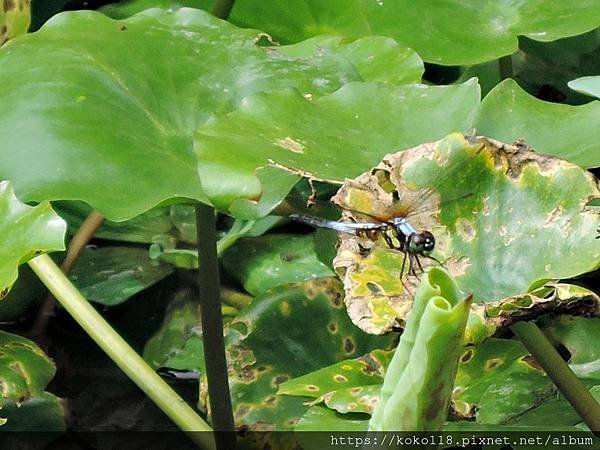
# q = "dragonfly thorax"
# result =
<box><xmin>389</xmin><ymin>217</ymin><xmax>435</xmax><ymax>255</ymax></box>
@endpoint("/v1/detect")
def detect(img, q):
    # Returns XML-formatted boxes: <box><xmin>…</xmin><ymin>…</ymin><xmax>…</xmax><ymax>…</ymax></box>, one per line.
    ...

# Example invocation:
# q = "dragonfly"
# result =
<box><xmin>290</xmin><ymin>139</ymin><xmax>486</xmax><ymax>280</ymax></box>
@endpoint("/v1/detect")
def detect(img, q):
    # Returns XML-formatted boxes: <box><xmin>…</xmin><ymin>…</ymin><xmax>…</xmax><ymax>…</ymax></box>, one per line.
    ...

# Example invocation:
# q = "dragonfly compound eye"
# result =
<box><xmin>412</xmin><ymin>231</ymin><xmax>435</xmax><ymax>255</ymax></box>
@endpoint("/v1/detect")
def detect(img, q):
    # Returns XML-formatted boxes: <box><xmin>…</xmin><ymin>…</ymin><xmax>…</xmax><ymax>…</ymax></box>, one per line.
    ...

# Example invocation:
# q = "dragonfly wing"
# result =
<box><xmin>401</xmin><ymin>142</ymin><xmax>485</xmax><ymax>218</ymax></box>
<box><xmin>290</xmin><ymin>214</ymin><xmax>386</xmax><ymax>235</ymax></box>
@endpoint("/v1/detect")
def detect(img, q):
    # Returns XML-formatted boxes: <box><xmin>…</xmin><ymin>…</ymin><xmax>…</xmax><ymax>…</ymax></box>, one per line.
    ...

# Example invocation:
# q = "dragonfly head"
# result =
<box><xmin>409</xmin><ymin>231</ymin><xmax>435</xmax><ymax>255</ymax></box>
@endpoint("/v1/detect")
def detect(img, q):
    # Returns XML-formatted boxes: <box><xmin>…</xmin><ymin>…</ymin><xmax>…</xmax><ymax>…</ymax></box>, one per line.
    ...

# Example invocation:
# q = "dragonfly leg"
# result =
<box><xmin>400</xmin><ymin>250</ymin><xmax>408</xmax><ymax>279</ymax></box>
<box><xmin>415</xmin><ymin>254</ymin><xmax>425</xmax><ymax>274</ymax></box>
<box><xmin>409</xmin><ymin>254</ymin><xmax>421</xmax><ymax>281</ymax></box>
<box><xmin>424</xmin><ymin>254</ymin><xmax>443</xmax><ymax>267</ymax></box>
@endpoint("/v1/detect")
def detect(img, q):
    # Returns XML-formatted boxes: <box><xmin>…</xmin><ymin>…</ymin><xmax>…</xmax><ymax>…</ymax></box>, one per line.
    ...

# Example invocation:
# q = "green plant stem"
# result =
<box><xmin>220</xmin><ymin>286</ymin><xmax>252</xmax><ymax>309</ymax></box>
<box><xmin>212</xmin><ymin>0</ymin><xmax>235</xmax><ymax>19</ymax></box>
<box><xmin>30</xmin><ymin>210</ymin><xmax>105</xmax><ymax>341</ymax></box>
<box><xmin>28</xmin><ymin>254</ymin><xmax>216</xmax><ymax>450</ymax></box>
<box><xmin>498</xmin><ymin>54</ymin><xmax>513</xmax><ymax>80</ymax></box>
<box><xmin>511</xmin><ymin>320</ymin><xmax>600</xmax><ymax>435</ymax></box>
<box><xmin>195</xmin><ymin>203</ymin><xmax>236</xmax><ymax>450</ymax></box>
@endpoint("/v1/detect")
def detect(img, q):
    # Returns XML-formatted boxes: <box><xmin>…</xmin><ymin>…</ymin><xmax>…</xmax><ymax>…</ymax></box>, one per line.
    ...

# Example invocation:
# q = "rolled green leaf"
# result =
<box><xmin>369</xmin><ymin>267</ymin><xmax>471</xmax><ymax>431</ymax></box>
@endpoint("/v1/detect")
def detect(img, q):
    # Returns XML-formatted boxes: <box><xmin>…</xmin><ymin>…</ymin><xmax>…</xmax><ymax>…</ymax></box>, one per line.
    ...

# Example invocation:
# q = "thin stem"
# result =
<box><xmin>220</xmin><ymin>286</ymin><xmax>252</xmax><ymax>309</ymax></box>
<box><xmin>30</xmin><ymin>210</ymin><xmax>105</xmax><ymax>340</ymax></box>
<box><xmin>28</xmin><ymin>254</ymin><xmax>216</xmax><ymax>450</ymax></box>
<box><xmin>498</xmin><ymin>54</ymin><xmax>513</xmax><ymax>80</ymax></box>
<box><xmin>212</xmin><ymin>0</ymin><xmax>236</xmax><ymax>19</ymax></box>
<box><xmin>511</xmin><ymin>320</ymin><xmax>600</xmax><ymax>435</ymax></box>
<box><xmin>195</xmin><ymin>203</ymin><xmax>236</xmax><ymax>450</ymax></box>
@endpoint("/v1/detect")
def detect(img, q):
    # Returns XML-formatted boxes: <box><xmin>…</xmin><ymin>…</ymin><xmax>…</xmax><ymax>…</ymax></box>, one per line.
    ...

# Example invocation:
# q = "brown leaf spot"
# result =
<box><xmin>234</xmin><ymin>366</ymin><xmax>257</xmax><ymax>383</ymax></box>
<box><xmin>279</xmin><ymin>301</ymin><xmax>291</xmax><ymax>316</ymax></box>
<box><xmin>119</xmin><ymin>24</ymin><xmax>127</xmax><ymax>31</ymax></box>
<box><xmin>343</xmin><ymin>337</ymin><xmax>356</xmax><ymax>355</ymax></box>
<box><xmin>350</xmin><ymin>387</ymin><xmax>363</xmax><ymax>395</ymax></box>
<box><xmin>460</xmin><ymin>348</ymin><xmax>474</xmax><ymax>363</ymax></box>
<box><xmin>484</xmin><ymin>358</ymin><xmax>503</xmax><ymax>371</ymax></box>
<box><xmin>305</xmin><ymin>384</ymin><xmax>319</xmax><ymax>392</ymax></box>
<box><xmin>366</xmin><ymin>281</ymin><xmax>382</xmax><ymax>295</ymax></box>
<box><xmin>263</xmin><ymin>395</ymin><xmax>277</xmax><ymax>406</ymax></box>
<box><xmin>275</xmin><ymin>137</ymin><xmax>304</xmax><ymax>154</ymax></box>
<box><xmin>327</xmin><ymin>320</ymin><xmax>339</xmax><ymax>334</ymax></box>
<box><xmin>359</xmin><ymin>354</ymin><xmax>382</xmax><ymax>375</ymax></box>
<box><xmin>333</xmin><ymin>374</ymin><xmax>348</xmax><ymax>383</ymax></box>
<box><xmin>234</xmin><ymin>404</ymin><xmax>251</xmax><ymax>420</ymax></box>
<box><xmin>521</xmin><ymin>354</ymin><xmax>543</xmax><ymax>371</ymax></box>
<box><xmin>329</xmin><ymin>290</ymin><xmax>343</xmax><ymax>308</ymax></box>
<box><xmin>271</xmin><ymin>374</ymin><xmax>290</xmax><ymax>388</ymax></box>
<box><xmin>3</xmin><ymin>0</ymin><xmax>15</xmax><ymax>11</ymax></box>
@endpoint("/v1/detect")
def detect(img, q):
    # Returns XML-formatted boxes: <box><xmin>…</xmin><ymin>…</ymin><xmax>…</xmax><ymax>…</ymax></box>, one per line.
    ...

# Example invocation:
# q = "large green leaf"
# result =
<box><xmin>0</xmin><ymin>8</ymin><xmax>422</xmax><ymax>221</ymax></box>
<box><xmin>225</xmin><ymin>0</ymin><xmax>600</xmax><ymax>65</ymax></box>
<box><xmin>99</xmin><ymin>0</ymin><xmax>212</xmax><ymax>19</ymax></box>
<box><xmin>213</xmin><ymin>279</ymin><xmax>395</xmax><ymax>436</ymax></box>
<box><xmin>69</xmin><ymin>246</ymin><xmax>174</xmax><ymax>306</ymax></box>
<box><xmin>195</xmin><ymin>80</ymin><xmax>480</xmax><ymax>212</ymax></box>
<box><xmin>475</xmin><ymin>79</ymin><xmax>600</xmax><ymax>168</ymax></box>
<box><xmin>286</xmin><ymin>317</ymin><xmax>600</xmax><ymax>434</ymax></box>
<box><xmin>221</xmin><ymin>233</ymin><xmax>335</xmax><ymax>295</ymax></box>
<box><xmin>331</xmin><ymin>133</ymin><xmax>600</xmax><ymax>334</ymax></box>
<box><xmin>0</xmin><ymin>181</ymin><xmax>65</xmax><ymax>300</ymax></box>
<box><xmin>146</xmin><ymin>277</ymin><xmax>394</xmax><ymax>444</ymax></box>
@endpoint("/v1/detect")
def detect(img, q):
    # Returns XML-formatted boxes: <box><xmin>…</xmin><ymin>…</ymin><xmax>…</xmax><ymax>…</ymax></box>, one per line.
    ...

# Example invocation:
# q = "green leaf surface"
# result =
<box><xmin>476</xmin><ymin>79</ymin><xmax>600</xmax><ymax>168</ymax></box>
<box><xmin>55</xmin><ymin>201</ymin><xmax>176</xmax><ymax>244</ymax></box>
<box><xmin>332</xmin><ymin>133</ymin><xmax>600</xmax><ymax>334</ymax></box>
<box><xmin>278</xmin><ymin>349</ymin><xmax>392</xmax><ymax>415</ymax></box>
<box><xmin>0</xmin><ymin>181</ymin><xmax>65</xmax><ymax>300</ymax></box>
<box><xmin>221</xmin><ymin>233</ymin><xmax>335</xmax><ymax>296</ymax></box>
<box><xmin>143</xmin><ymin>288</ymin><xmax>203</xmax><ymax>371</ymax></box>
<box><xmin>0</xmin><ymin>265</ymin><xmax>45</xmax><ymax>324</ymax></box>
<box><xmin>215</xmin><ymin>278</ymin><xmax>395</xmax><ymax>434</ymax></box>
<box><xmin>0</xmin><ymin>331</ymin><xmax>55</xmax><ymax>403</ymax></box>
<box><xmin>569</xmin><ymin>75</ymin><xmax>600</xmax><ymax>99</ymax></box>
<box><xmin>0</xmin><ymin>392</ymin><xmax>65</xmax><ymax>432</ymax></box>
<box><xmin>195</xmin><ymin>80</ymin><xmax>480</xmax><ymax>211</ymax></box>
<box><xmin>453</xmin><ymin>338</ymin><xmax>552</xmax><ymax>423</ymax></box>
<box><xmin>69</xmin><ymin>246</ymin><xmax>174</xmax><ymax>306</ymax></box>
<box><xmin>0</xmin><ymin>8</ymin><xmax>421</xmax><ymax>221</ymax></box>
<box><xmin>543</xmin><ymin>315</ymin><xmax>600</xmax><ymax>380</ymax></box>
<box><xmin>99</xmin><ymin>0</ymin><xmax>212</xmax><ymax>19</ymax></box>
<box><xmin>284</xmin><ymin>319</ymin><xmax>600</xmax><ymax>431</ymax></box>
<box><xmin>296</xmin><ymin>405</ymin><xmax>368</xmax><ymax>433</ymax></box>
<box><xmin>227</xmin><ymin>0</ymin><xmax>600</xmax><ymax>65</ymax></box>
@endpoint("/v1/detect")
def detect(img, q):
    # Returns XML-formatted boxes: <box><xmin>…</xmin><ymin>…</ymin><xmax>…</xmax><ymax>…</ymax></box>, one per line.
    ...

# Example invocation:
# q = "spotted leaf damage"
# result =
<box><xmin>329</xmin><ymin>133</ymin><xmax>600</xmax><ymax>335</ymax></box>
